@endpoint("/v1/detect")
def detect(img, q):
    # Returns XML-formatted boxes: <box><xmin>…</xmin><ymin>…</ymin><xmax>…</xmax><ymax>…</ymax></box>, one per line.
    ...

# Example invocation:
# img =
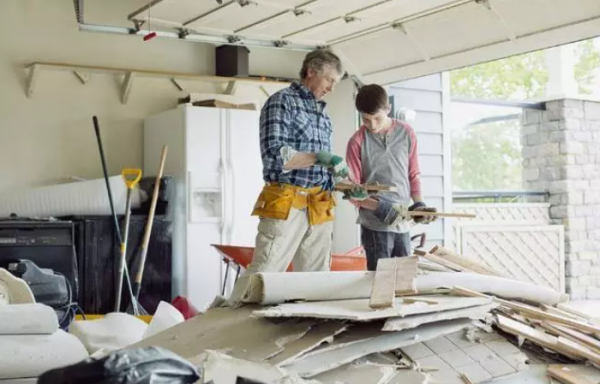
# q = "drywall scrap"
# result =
<box><xmin>123</xmin><ymin>244</ymin><xmax>600</xmax><ymax>383</ymax></box>
<box><xmin>252</xmin><ymin>296</ymin><xmax>492</xmax><ymax>321</ymax></box>
<box><xmin>282</xmin><ymin>319</ymin><xmax>472</xmax><ymax>378</ymax></box>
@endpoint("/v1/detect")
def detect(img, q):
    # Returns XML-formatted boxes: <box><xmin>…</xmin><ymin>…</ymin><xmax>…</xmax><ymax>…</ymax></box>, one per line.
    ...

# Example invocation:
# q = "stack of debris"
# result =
<box><xmin>129</xmin><ymin>245</ymin><xmax>600</xmax><ymax>384</ymax></box>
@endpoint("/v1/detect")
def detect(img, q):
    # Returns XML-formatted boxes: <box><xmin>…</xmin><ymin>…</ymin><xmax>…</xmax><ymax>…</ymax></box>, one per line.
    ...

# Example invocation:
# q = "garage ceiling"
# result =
<box><xmin>123</xmin><ymin>0</ymin><xmax>600</xmax><ymax>84</ymax></box>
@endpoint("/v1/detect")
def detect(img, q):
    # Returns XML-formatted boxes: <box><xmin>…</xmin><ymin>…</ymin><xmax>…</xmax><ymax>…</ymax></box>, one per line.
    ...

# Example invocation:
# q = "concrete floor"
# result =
<box><xmin>561</xmin><ymin>300</ymin><xmax>600</xmax><ymax>318</ymax></box>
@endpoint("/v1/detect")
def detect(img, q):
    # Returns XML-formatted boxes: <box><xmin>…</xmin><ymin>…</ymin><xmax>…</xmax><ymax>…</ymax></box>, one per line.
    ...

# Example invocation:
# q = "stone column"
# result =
<box><xmin>522</xmin><ymin>99</ymin><xmax>600</xmax><ymax>299</ymax></box>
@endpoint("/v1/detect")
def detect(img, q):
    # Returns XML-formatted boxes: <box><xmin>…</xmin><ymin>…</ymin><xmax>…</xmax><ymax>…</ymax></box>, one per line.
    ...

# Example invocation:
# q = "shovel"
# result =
<box><xmin>114</xmin><ymin>168</ymin><xmax>142</xmax><ymax>312</ymax></box>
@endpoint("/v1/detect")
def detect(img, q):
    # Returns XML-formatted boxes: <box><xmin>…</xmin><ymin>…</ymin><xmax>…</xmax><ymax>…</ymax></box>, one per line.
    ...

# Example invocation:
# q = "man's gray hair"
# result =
<box><xmin>299</xmin><ymin>48</ymin><xmax>344</xmax><ymax>79</ymax></box>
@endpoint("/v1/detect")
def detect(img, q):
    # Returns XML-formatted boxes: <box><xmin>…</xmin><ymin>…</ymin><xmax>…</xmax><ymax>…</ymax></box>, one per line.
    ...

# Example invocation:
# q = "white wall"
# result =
<box><xmin>0</xmin><ymin>0</ymin><xmax>305</xmax><ymax>193</ymax></box>
<box><xmin>325</xmin><ymin>79</ymin><xmax>360</xmax><ymax>253</ymax></box>
<box><xmin>387</xmin><ymin>74</ymin><xmax>452</xmax><ymax>249</ymax></box>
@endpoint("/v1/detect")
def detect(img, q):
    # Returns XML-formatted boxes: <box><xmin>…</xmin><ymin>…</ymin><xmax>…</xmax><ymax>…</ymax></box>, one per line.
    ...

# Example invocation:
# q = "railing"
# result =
<box><xmin>453</xmin><ymin>191</ymin><xmax>549</xmax><ymax>203</ymax></box>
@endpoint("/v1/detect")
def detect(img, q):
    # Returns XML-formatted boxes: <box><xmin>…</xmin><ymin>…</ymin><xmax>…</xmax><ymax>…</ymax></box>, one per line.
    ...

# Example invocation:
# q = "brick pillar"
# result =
<box><xmin>522</xmin><ymin>99</ymin><xmax>600</xmax><ymax>300</ymax></box>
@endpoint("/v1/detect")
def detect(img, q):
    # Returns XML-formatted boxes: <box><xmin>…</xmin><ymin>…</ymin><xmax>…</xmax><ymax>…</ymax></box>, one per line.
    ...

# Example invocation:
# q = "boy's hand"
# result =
<box><xmin>409</xmin><ymin>202</ymin><xmax>437</xmax><ymax>224</ymax></box>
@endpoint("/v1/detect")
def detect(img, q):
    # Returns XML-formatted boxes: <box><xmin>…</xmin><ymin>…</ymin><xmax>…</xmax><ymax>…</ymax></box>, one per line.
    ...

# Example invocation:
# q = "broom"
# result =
<box><xmin>127</xmin><ymin>145</ymin><xmax>168</xmax><ymax>316</ymax></box>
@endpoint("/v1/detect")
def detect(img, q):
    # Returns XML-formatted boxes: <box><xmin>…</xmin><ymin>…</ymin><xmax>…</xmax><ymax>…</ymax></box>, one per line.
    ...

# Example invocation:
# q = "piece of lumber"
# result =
<box><xmin>395</xmin><ymin>256</ymin><xmax>418</xmax><ymax>295</ymax></box>
<box><xmin>224</xmin><ymin>80</ymin><xmax>238</xmax><ymax>95</ymax></box>
<box><xmin>26</xmin><ymin>61</ymin><xmax>290</xmax><ymax>86</ymax></box>
<box><xmin>556</xmin><ymin>303</ymin><xmax>600</xmax><ymax>326</ymax></box>
<box><xmin>369</xmin><ymin>258</ymin><xmax>397</xmax><ymax>309</ymax></box>
<box><xmin>557</xmin><ymin>336</ymin><xmax>600</xmax><ymax>365</ymax></box>
<box><xmin>192</xmin><ymin>99</ymin><xmax>256</xmax><ymax>110</ymax></box>
<box><xmin>541</xmin><ymin>322</ymin><xmax>600</xmax><ymax>353</ymax></box>
<box><xmin>401</xmin><ymin>297</ymin><xmax>439</xmax><ymax>305</ymax></box>
<box><xmin>417</xmin><ymin>261</ymin><xmax>450</xmax><ymax>272</ymax></box>
<box><xmin>430</xmin><ymin>245</ymin><xmax>504</xmax><ymax>277</ymax></box>
<box><xmin>407</xmin><ymin>211</ymin><xmax>476</xmax><ymax>219</ymax></box>
<box><xmin>333</xmin><ymin>182</ymin><xmax>397</xmax><ymax>193</ymax></box>
<box><xmin>548</xmin><ymin>365</ymin><xmax>595</xmax><ymax>384</ymax></box>
<box><xmin>542</xmin><ymin>304</ymin><xmax>590</xmax><ymax>322</ymax></box>
<box><xmin>25</xmin><ymin>63</ymin><xmax>39</xmax><ymax>98</ymax></box>
<box><xmin>121</xmin><ymin>71</ymin><xmax>134</xmax><ymax>105</ymax></box>
<box><xmin>496</xmin><ymin>314</ymin><xmax>563</xmax><ymax>353</ymax></box>
<box><xmin>452</xmin><ymin>287</ymin><xmax>600</xmax><ymax>335</ymax></box>
<box><xmin>419</xmin><ymin>251</ymin><xmax>470</xmax><ymax>272</ymax></box>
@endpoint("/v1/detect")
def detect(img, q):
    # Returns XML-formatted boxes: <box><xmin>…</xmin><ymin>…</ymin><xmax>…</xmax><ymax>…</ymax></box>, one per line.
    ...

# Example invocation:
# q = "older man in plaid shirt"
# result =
<box><xmin>227</xmin><ymin>49</ymin><xmax>348</xmax><ymax>306</ymax></box>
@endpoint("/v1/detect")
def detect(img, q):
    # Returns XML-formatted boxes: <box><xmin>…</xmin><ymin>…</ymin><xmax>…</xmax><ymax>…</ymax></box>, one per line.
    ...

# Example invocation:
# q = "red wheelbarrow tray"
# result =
<box><xmin>212</xmin><ymin>244</ymin><xmax>367</xmax><ymax>271</ymax></box>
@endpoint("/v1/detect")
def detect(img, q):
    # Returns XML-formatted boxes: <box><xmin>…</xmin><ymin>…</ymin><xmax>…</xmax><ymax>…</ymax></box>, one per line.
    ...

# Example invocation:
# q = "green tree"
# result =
<box><xmin>574</xmin><ymin>39</ymin><xmax>600</xmax><ymax>95</ymax></box>
<box><xmin>451</xmin><ymin>51</ymin><xmax>548</xmax><ymax>100</ymax></box>
<box><xmin>452</xmin><ymin>119</ymin><xmax>522</xmax><ymax>191</ymax></box>
<box><xmin>450</xmin><ymin>39</ymin><xmax>600</xmax><ymax>192</ymax></box>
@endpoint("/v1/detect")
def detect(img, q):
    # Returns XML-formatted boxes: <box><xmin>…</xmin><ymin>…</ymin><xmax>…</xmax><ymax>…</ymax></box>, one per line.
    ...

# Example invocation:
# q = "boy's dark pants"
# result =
<box><xmin>361</xmin><ymin>226</ymin><xmax>411</xmax><ymax>271</ymax></box>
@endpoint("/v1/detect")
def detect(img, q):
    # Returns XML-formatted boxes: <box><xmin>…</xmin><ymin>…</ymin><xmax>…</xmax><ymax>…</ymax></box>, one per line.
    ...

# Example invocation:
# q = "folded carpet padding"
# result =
<box><xmin>244</xmin><ymin>271</ymin><xmax>565</xmax><ymax>306</ymax></box>
<box><xmin>69</xmin><ymin>312</ymin><xmax>148</xmax><ymax>354</ymax></box>
<box><xmin>0</xmin><ymin>304</ymin><xmax>58</xmax><ymax>335</ymax></box>
<box><xmin>0</xmin><ymin>330</ymin><xmax>88</xmax><ymax>380</ymax></box>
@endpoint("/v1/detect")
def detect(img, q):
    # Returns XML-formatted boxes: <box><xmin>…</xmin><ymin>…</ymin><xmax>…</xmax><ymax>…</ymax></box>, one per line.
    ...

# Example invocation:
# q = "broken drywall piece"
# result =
<box><xmin>268</xmin><ymin>321</ymin><xmax>348</xmax><ymax>366</ymax></box>
<box><xmin>198</xmin><ymin>350</ymin><xmax>321</xmax><ymax>384</ymax></box>
<box><xmin>384</xmin><ymin>369</ymin><xmax>430</xmax><ymax>384</ymax></box>
<box><xmin>383</xmin><ymin>303</ymin><xmax>497</xmax><ymax>331</ymax></box>
<box><xmin>479</xmin><ymin>365</ymin><xmax>550</xmax><ymax>384</ymax></box>
<box><xmin>312</xmin><ymin>356</ymin><xmax>399</xmax><ymax>384</ymax></box>
<box><xmin>142</xmin><ymin>301</ymin><xmax>184</xmax><ymax>339</ymax></box>
<box><xmin>129</xmin><ymin>306</ymin><xmax>315</xmax><ymax>364</ymax></box>
<box><xmin>245</xmin><ymin>271</ymin><xmax>563</xmax><ymax>306</ymax></box>
<box><xmin>253</xmin><ymin>296</ymin><xmax>492</xmax><ymax>322</ymax></box>
<box><xmin>282</xmin><ymin>319</ymin><xmax>472</xmax><ymax>378</ymax></box>
<box><xmin>69</xmin><ymin>312</ymin><xmax>148</xmax><ymax>354</ymax></box>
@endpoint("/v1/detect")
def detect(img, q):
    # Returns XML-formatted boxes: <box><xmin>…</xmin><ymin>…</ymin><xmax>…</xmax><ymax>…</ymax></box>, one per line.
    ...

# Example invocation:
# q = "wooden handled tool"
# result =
<box><xmin>132</xmin><ymin>145</ymin><xmax>168</xmax><ymax>302</ymax></box>
<box><xmin>408</xmin><ymin>211</ymin><xmax>476</xmax><ymax>219</ymax></box>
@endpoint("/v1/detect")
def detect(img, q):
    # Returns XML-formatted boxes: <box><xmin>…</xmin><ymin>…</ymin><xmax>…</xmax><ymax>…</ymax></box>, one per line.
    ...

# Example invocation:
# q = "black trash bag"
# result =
<box><xmin>37</xmin><ymin>346</ymin><xmax>201</xmax><ymax>384</ymax></box>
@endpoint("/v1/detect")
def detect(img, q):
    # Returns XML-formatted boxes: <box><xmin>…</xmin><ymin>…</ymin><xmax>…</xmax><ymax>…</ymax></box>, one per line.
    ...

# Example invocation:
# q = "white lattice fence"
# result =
<box><xmin>460</xmin><ymin>225</ymin><xmax>565</xmax><ymax>293</ymax></box>
<box><xmin>450</xmin><ymin>203</ymin><xmax>551</xmax><ymax>251</ymax></box>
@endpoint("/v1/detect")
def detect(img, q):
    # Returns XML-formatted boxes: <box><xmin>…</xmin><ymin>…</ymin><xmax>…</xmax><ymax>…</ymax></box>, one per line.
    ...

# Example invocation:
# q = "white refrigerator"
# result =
<box><xmin>143</xmin><ymin>104</ymin><xmax>263</xmax><ymax>310</ymax></box>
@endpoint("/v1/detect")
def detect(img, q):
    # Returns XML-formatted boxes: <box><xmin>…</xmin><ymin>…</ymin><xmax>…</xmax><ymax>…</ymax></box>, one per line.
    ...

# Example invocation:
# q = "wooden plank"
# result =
<box><xmin>417</xmin><ymin>261</ymin><xmax>450</xmax><ymax>272</ymax></box>
<box><xmin>224</xmin><ymin>80</ymin><xmax>238</xmax><ymax>95</ymax></box>
<box><xmin>430</xmin><ymin>245</ymin><xmax>504</xmax><ymax>276</ymax></box>
<box><xmin>452</xmin><ymin>287</ymin><xmax>600</xmax><ymax>335</ymax></box>
<box><xmin>26</xmin><ymin>61</ymin><xmax>290</xmax><ymax>86</ymax></box>
<box><xmin>333</xmin><ymin>182</ymin><xmax>397</xmax><ymax>193</ymax></box>
<box><xmin>395</xmin><ymin>256</ymin><xmax>418</xmax><ymax>295</ymax></box>
<box><xmin>556</xmin><ymin>303</ymin><xmax>600</xmax><ymax>326</ymax></box>
<box><xmin>541</xmin><ymin>322</ymin><xmax>600</xmax><ymax>353</ymax></box>
<box><xmin>496</xmin><ymin>314</ymin><xmax>562</xmax><ymax>352</ymax></box>
<box><xmin>408</xmin><ymin>211</ymin><xmax>476</xmax><ymax>219</ymax></box>
<box><xmin>419</xmin><ymin>251</ymin><xmax>470</xmax><ymax>272</ymax></box>
<box><xmin>171</xmin><ymin>78</ymin><xmax>184</xmax><ymax>91</ymax></box>
<box><xmin>548</xmin><ymin>365</ymin><xmax>595</xmax><ymax>384</ymax></box>
<box><xmin>369</xmin><ymin>258</ymin><xmax>397</xmax><ymax>309</ymax></box>
<box><xmin>121</xmin><ymin>71</ymin><xmax>134</xmax><ymax>105</ymax></box>
<box><xmin>73</xmin><ymin>71</ymin><xmax>90</xmax><ymax>84</ymax></box>
<box><xmin>557</xmin><ymin>336</ymin><xmax>600</xmax><ymax>365</ymax></box>
<box><xmin>259</xmin><ymin>86</ymin><xmax>271</xmax><ymax>97</ymax></box>
<box><xmin>25</xmin><ymin>64</ymin><xmax>39</xmax><ymax>98</ymax></box>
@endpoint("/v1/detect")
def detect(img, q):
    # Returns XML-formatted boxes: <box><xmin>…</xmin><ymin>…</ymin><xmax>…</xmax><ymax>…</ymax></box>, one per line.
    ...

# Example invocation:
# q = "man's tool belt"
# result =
<box><xmin>251</xmin><ymin>183</ymin><xmax>336</xmax><ymax>225</ymax></box>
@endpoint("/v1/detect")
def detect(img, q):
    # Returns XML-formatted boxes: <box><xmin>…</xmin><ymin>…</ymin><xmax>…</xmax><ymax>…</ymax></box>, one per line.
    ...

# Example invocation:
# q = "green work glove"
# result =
<box><xmin>342</xmin><ymin>185</ymin><xmax>369</xmax><ymax>201</ymax></box>
<box><xmin>316</xmin><ymin>151</ymin><xmax>350</xmax><ymax>180</ymax></box>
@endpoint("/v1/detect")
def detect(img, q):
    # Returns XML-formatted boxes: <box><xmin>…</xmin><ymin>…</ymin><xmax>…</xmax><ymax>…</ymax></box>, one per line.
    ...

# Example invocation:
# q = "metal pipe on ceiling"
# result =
<box><xmin>78</xmin><ymin>23</ymin><xmax>317</xmax><ymax>51</ymax></box>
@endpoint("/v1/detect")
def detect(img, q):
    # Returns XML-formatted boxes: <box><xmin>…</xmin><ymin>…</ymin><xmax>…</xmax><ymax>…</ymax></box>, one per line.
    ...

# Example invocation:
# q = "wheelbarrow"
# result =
<box><xmin>212</xmin><ymin>233</ymin><xmax>426</xmax><ymax>295</ymax></box>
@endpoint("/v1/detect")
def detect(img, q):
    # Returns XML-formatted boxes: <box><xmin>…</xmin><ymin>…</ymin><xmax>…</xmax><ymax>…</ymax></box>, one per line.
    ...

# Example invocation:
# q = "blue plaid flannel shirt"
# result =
<box><xmin>259</xmin><ymin>81</ymin><xmax>333</xmax><ymax>190</ymax></box>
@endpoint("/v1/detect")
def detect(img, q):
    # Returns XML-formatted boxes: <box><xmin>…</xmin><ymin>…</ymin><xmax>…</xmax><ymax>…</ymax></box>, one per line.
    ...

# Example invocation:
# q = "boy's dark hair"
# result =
<box><xmin>355</xmin><ymin>84</ymin><xmax>389</xmax><ymax>114</ymax></box>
